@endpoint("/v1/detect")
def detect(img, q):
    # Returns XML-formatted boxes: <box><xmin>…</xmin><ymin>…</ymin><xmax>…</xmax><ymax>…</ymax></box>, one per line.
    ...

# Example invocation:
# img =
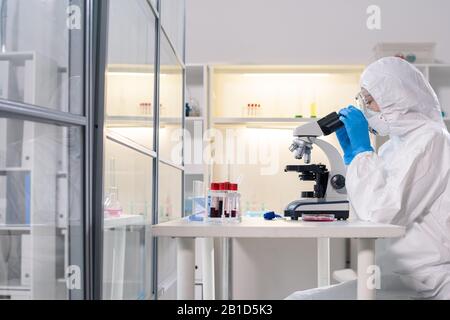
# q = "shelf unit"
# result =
<box><xmin>211</xmin><ymin>65</ymin><xmax>365</xmax><ymax>120</ymax></box>
<box><xmin>184</xmin><ymin>65</ymin><xmax>212</xmax><ymax>299</ymax></box>
<box><xmin>208</xmin><ymin>64</ymin><xmax>363</xmax><ymax>212</ymax></box>
<box><xmin>185</xmin><ymin>64</ymin><xmax>210</xmax><ymax>194</ymax></box>
<box><xmin>0</xmin><ymin>52</ymin><xmax>70</xmax><ymax>300</ymax></box>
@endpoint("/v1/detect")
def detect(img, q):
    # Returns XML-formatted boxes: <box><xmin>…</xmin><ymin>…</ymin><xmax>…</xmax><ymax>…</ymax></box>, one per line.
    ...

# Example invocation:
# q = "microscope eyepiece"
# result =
<box><xmin>317</xmin><ymin>112</ymin><xmax>344</xmax><ymax>136</ymax></box>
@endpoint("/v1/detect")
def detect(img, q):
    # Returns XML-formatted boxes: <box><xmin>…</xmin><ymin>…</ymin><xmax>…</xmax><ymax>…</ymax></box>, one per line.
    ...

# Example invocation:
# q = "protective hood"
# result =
<box><xmin>360</xmin><ymin>57</ymin><xmax>446</xmax><ymax>137</ymax></box>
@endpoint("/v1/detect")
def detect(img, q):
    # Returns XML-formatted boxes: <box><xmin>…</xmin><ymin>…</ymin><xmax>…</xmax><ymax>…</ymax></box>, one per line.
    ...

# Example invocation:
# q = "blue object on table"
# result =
<box><xmin>264</xmin><ymin>211</ymin><xmax>282</xmax><ymax>220</ymax></box>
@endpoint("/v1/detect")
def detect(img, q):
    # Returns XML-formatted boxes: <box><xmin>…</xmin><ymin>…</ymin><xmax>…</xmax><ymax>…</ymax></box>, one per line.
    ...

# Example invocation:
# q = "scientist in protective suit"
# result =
<box><xmin>287</xmin><ymin>57</ymin><xmax>450</xmax><ymax>300</ymax></box>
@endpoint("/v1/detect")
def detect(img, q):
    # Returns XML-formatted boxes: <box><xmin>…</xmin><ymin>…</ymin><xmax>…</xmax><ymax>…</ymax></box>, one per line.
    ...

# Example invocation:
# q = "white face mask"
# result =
<box><xmin>356</xmin><ymin>90</ymin><xmax>390</xmax><ymax>136</ymax></box>
<box><xmin>366</xmin><ymin>112</ymin><xmax>390</xmax><ymax>136</ymax></box>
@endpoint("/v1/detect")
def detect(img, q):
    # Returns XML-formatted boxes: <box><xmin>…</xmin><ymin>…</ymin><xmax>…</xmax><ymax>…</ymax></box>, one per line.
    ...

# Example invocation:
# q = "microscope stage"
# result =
<box><xmin>284</xmin><ymin>199</ymin><xmax>349</xmax><ymax>221</ymax></box>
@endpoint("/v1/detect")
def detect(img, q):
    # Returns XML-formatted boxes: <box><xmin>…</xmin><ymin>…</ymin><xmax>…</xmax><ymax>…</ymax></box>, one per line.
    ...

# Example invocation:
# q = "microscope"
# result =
<box><xmin>285</xmin><ymin>112</ymin><xmax>350</xmax><ymax>220</ymax></box>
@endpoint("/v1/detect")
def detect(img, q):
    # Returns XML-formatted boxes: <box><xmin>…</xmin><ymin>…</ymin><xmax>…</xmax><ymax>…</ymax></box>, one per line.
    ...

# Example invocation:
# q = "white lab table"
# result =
<box><xmin>151</xmin><ymin>217</ymin><xmax>405</xmax><ymax>300</ymax></box>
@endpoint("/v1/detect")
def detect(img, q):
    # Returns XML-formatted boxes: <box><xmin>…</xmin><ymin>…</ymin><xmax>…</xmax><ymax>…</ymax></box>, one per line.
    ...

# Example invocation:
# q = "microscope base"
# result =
<box><xmin>284</xmin><ymin>199</ymin><xmax>349</xmax><ymax>221</ymax></box>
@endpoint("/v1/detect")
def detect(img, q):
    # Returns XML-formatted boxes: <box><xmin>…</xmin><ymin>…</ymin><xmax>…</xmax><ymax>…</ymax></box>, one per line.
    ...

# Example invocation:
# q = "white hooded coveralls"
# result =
<box><xmin>288</xmin><ymin>57</ymin><xmax>450</xmax><ymax>300</ymax></box>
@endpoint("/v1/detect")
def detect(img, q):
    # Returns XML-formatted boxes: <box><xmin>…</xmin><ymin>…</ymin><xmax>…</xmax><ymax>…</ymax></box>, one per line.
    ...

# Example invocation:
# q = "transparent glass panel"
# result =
<box><xmin>157</xmin><ymin>162</ymin><xmax>182</xmax><ymax>300</ymax></box>
<box><xmin>160</xmin><ymin>0</ymin><xmax>185</xmax><ymax>58</ymax></box>
<box><xmin>102</xmin><ymin>0</ymin><xmax>157</xmax><ymax>300</ymax></box>
<box><xmin>102</xmin><ymin>139</ymin><xmax>153</xmax><ymax>300</ymax></box>
<box><xmin>159</xmin><ymin>34</ymin><xmax>183</xmax><ymax>165</ymax></box>
<box><xmin>158</xmin><ymin>162</ymin><xmax>182</xmax><ymax>223</ymax></box>
<box><xmin>149</xmin><ymin>0</ymin><xmax>158</xmax><ymax>12</ymax></box>
<box><xmin>0</xmin><ymin>118</ymin><xmax>83</xmax><ymax>300</ymax></box>
<box><xmin>0</xmin><ymin>0</ymin><xmax>84</xmax><ymax>114</ymax></box>
<box><xmin>105</xmin><ymin>0</ymin><xmax>156</xmax><ymax>151</ymax></box>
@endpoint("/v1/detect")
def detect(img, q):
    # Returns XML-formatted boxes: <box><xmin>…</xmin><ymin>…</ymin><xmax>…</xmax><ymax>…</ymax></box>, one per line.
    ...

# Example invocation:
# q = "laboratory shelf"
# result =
<box><xmin>185</xmin><ymin>164</ymin><xmax>204</xmax><ymax>175</ymax></box>
<box><xmin>104</xmin><ymin>214</ymin><xmax>145</xmax><ymax>229</ymax></box>
<box><xmin>0</xmin><ymin>167</ymin><xmax>31</xmax><ymax>172</ymax></box>
<box><xmin>415</xmin><ymin>63</ymin><xmax>450</xmax><ymax>68</ymax></box>
<box><xmin>105</xmin><ymin>115</ymin><xmax>153</xmax><ymax>127</ymax></box>
<box><xmin>212</xmin><ymin>64</ymin><xmax>366</xmax><ymax>73</ymax></box>
<box><xmin>105</xmin><ymin>115</ymin><xmax>183</xmax><ymax>127</ymax></box>
<box><xmin>0</xmin><ymin>279</ymin><xmax>31</xmax><ymax>291</ymax></box>
<box><xmin>160</xmin><ymin>117</ymin><xmax>183</xmax><ymax>124</ymax></box>
<box><xmin>0</xmin><ymin>225</ymin><xmax>32</xmax><ymax>232</ymax></box>
<box><xmin>213</xmin><ymin>117</ymin><xmax>316</xmax><ymax>125</ymax></box>
<box><xmin>185</xmin><ymin>117</ymin><xmax>204</xmax><ymax>121</ymax></box>
<box><xmin>186</xmin><ymin>64</ymin><xmax>206</xmax><ymax>71</ymax></box>
<box><xmin>0</xmin><ymin>285</ymin><xmax>31</xmax><ymax>292</ymax></box>
<box><xmin>0</xmin><ymin>51</ymin><xmax>35</xmax><ymax>62</ymax></box>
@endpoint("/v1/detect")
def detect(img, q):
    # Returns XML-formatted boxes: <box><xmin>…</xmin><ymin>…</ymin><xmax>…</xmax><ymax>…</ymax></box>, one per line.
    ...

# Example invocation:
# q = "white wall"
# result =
<box><xmin>186</xmin><ymin>0</ymin><xmax>450</xmax><ymax>65</ymax></box>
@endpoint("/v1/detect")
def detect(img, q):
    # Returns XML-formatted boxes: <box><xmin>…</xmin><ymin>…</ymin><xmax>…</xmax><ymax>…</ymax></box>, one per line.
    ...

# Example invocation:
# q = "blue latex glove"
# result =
<box><xmin>339</xmin><ymin>106</ymin><xmax>374</xmax><ymax>162</ymax></box>
<box><xmin>336</xmin><ymin>126</ymin><xmax>355</xmax><ymax>165</ymax></box>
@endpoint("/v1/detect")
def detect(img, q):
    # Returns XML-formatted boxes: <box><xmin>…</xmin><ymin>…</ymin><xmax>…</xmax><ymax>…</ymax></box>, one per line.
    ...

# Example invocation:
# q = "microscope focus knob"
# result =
<box><xmin>331</xmin><ymin>175</ymin><xmax>346</xmax><ymax>190</ymax></box>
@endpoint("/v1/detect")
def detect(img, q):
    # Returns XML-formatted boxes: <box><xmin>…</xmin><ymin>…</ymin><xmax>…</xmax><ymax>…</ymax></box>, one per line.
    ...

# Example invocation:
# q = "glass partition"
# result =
<box><xmin>157</xmin><ymin>161</ymin><xmax>182</xmax><ymax>299</ymax></box>
<box><xmin>159</xmin><ymin>33</ymin><xmax>183</xmax><ymax>165</ymax></box>
<box><xmin>160</xmin><ymin>0</ymin><xmax>185</xmax><ymax>58</ymax></box>
<box><xmin>102</xmin><ymin>138</ymin><xmax>153</xmax><ymax>300</ymax></box>
<box><xmin>105</xmin><ymin>0</ymin><xmax>157</xmax><ymax>152</ymax></box>
<box><xmin>157</xmin><ymin>2</ymin><xmax>185</xmax><ymax>301</ymax></box>
<box><xmin>0</xmin><ymin>119</ymin><xmax>83</xmax><ymax>299</ymax></box>
<box><xmin>0</xmin><ymin>0</ymin><xmax>84</xmax><ymax>114</ymax></box>
<box><xmin>101</xmin><ymin>0</ymin><xmax>158</xmax><ymax>300</ymax></box>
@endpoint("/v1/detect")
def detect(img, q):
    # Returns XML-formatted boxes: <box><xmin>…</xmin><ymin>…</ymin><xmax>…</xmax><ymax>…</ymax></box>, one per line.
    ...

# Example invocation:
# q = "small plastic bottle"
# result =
<box><xmin>310</xmin><ymin>102</ymin><xmax>318</xmax><ymax>118</ymax></box>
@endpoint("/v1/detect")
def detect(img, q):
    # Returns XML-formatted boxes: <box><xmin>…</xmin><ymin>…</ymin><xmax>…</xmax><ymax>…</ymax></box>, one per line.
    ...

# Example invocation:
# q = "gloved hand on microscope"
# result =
<box><xmin>336</xmin><ymin>105</ymin><xmax>374</xmax><ymax>165</ymax></box>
